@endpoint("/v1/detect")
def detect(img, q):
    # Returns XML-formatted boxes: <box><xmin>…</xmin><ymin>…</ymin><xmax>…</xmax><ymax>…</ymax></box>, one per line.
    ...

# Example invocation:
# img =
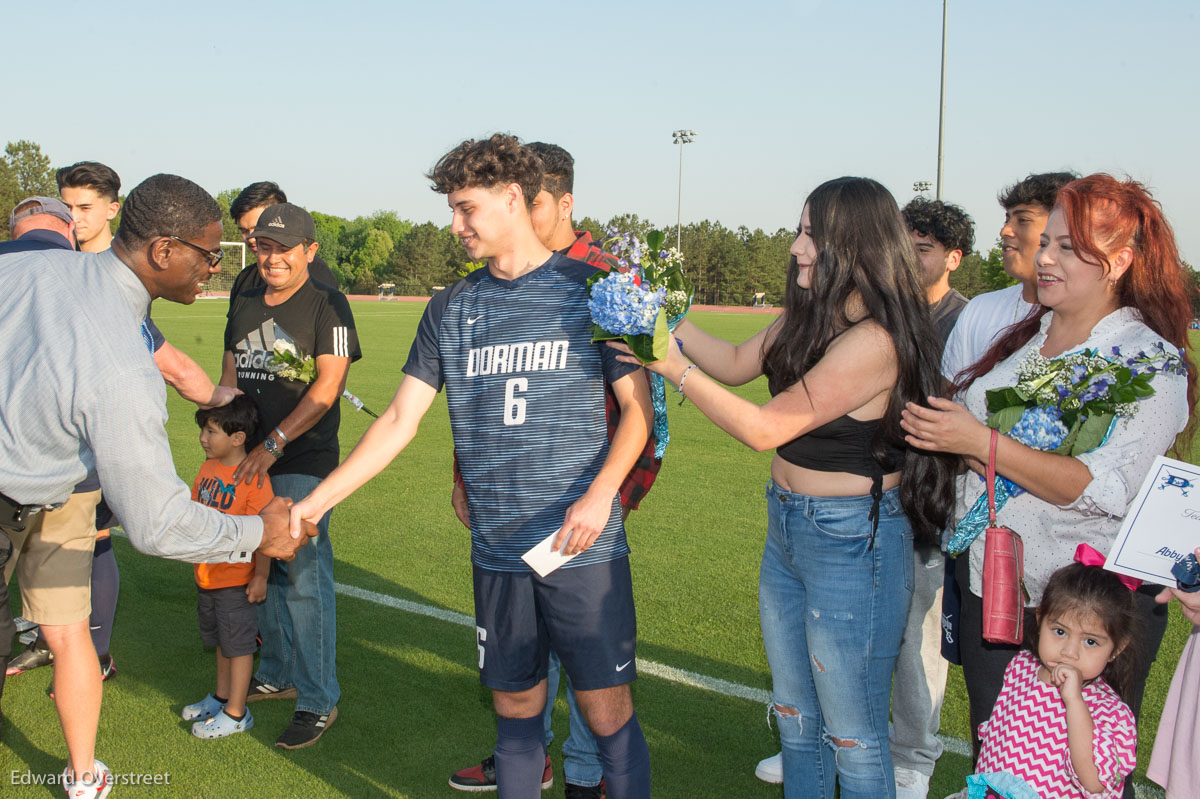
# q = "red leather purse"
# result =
<box><xmin>981</xmin><ymin>429</ymin><xmax>1027</xmax><ymax>645</ymax></box>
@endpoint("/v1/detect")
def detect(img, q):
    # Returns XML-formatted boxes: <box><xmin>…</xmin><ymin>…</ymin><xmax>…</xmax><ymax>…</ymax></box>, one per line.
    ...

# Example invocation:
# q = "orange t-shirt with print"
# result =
<box><xmin>190</xmin><ymin>459</ymin><xmax>274</xmax><ymax>589</ymax></box>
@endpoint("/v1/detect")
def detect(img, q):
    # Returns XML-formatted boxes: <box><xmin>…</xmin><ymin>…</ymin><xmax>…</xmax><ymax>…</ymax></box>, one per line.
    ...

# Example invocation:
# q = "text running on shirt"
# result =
<box><xmin>466</xmin><ymin>340</ymin><xmax>569</xmax><ymax>377</ymax></box>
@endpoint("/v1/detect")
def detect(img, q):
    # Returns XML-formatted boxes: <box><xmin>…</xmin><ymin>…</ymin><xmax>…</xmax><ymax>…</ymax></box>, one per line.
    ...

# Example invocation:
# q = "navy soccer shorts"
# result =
<box><xmin>472</xmin><ymin>556</ymin><xmax>637</xmax><ymax>693</ymax></box>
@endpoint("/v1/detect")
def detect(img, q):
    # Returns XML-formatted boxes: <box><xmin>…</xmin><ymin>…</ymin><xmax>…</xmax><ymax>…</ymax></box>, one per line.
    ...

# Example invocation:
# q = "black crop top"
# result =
<box><xmin>765</xmin><ymin>369</ymin><xmax>906</xmax><ymax>477</ymax></box>
<box><xmin>774</xmin><ymin>414</ymin><xmax>906</xmax><ymax>477</ymax></box>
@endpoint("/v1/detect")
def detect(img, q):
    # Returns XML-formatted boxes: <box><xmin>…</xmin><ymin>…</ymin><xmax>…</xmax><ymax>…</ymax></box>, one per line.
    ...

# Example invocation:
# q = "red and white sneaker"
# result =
<box><xmin>448</xmin><ymin>754</ymin><xmax>553</xmax><ymax>792</ymax></box>
<box><xmin>62</xmin><ymin>760</ymin><xmax>112</xmax><ymax>799</ymax></box>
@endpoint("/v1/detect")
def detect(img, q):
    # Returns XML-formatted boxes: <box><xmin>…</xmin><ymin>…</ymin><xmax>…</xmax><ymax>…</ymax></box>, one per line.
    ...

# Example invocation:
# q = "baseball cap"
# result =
<box><xmin>9</xmin><ymin>196</ymin><xmax>74</xmax><ymax>230</ymax></box>
<box><xmin>248</xmin><ymin>202</ymin><xmax>316</xmax><ymax>249</ymax></box>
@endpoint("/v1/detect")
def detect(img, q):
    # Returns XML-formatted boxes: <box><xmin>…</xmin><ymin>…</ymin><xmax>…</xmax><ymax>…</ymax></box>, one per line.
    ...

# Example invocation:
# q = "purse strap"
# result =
<box><xmin>986</xmin><ymin>428</ymin><xmax>999</xmax><ymax>525</ymax></box>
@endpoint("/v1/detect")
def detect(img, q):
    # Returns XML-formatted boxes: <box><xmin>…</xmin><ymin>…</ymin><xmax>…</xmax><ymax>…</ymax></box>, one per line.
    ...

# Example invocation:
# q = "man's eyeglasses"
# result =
<box><xmin>167</xmin><ymin>236</ymin><xmax>225</xmax><ymax>267</ymax></box>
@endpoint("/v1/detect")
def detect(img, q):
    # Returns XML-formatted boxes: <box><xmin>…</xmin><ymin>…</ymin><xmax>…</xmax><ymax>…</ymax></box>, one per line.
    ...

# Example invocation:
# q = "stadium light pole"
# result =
<box><xmin>672</xmin><ymin>130</ymin><xmax>696</xmax><ymax>252</ymax></box>
<box><xmin>913</xmin><ymin>181</ymin><xmax>933</xmax><ymax>195</ymax></box>
<box><xmin>935</xmin><ymin>0</ymin><xmax>948</xmax><ymax>200</ymax></box>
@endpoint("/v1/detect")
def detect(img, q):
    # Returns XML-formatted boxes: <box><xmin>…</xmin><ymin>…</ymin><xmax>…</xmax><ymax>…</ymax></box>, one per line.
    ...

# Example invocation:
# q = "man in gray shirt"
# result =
<box><xmin>0</xmin><ymin>174</ymin><xmax>315</xmax><ymax>796</ymax></box>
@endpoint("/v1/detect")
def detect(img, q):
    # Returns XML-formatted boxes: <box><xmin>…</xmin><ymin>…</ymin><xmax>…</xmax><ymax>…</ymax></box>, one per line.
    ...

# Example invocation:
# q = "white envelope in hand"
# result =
<box><xmin>521</xmin><ymin>528</ymin><xmax>578</xmax><ymax>577</ymax></box>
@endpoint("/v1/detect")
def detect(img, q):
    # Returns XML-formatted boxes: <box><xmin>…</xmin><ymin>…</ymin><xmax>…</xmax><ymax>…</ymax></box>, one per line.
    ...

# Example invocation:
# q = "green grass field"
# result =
<box><xmin>3</xmin><ymin>300</ymin><xmax>1190</xmax><ymax>798</ymax></box>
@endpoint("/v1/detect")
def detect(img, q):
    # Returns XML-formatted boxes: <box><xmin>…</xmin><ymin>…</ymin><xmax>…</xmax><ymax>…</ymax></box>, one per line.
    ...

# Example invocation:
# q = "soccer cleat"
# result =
<box><xmin>275</xmin><ymin>707</ymin><xmax>337</xmax><ymax>749</ymax></box>
<box><xmin>448</xmin><ymin>754</ymin><xmax>553</xmax><ymax>792</ymax></box>
<box><xmin>181</xmin><ymin>693</ymin><xmax>224</xmax><ymax>721</ymax></box>
<box><xmin>754</xmin><ymin>752</ymin><xmax>783</xmax><ymax>784</ymax></box>
<box><xmin>192</xmin><ymin>708</ymin><xmax>254</xmax><ymax>739</ymax></box>
<box><xmin>245</xmin><ymin>676</ymin><xmax>297</xmax><ymax>702</ymax></box>
<box><xmin>61</xmin><ymin>759</ymin><xmax>112</xmax><ymax>799</ymax></box>
<box><xmin>564</xmin><ymin>780</ymin><xmax>606</xmax><ymax>799</ymax></box>
<box><xmin>5</xmin><ymin>642</ymin><xmax>53</xmax><ymax>676</ymax></box>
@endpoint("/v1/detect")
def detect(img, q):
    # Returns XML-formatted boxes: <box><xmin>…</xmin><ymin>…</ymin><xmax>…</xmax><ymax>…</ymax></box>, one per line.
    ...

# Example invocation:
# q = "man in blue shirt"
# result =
<box><xmin>289</xmin><ymin>134</ymin><xmax>654</xmax><ymax>798</ymax></box>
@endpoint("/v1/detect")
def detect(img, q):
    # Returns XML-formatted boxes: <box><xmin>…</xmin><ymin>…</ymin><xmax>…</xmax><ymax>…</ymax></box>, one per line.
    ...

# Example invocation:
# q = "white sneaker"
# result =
<box><xmin>754</xmin><ymin>752</ymin><xmax>783</xmax><ymax>784</ymax></box>
<box><xmin>62</xmin><ymin>760</ymin><xmax>113</xmax><ymax>799</ymax></box>
<box><xmin>894</xmin><ymin>766</ymin><xmax>930</xmax><ymax>799</ymax></box>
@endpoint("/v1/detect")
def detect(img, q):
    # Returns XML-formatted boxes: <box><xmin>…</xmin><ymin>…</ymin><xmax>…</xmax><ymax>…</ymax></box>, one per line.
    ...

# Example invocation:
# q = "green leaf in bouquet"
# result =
<box><xmin>1069</xmin><ymin>412</ymin><xmax>1116</xmax><ymax>456</ymax></box>
<box><xmin>646</xmin><ymin>230</ymin><xmax>666</xmax><ymax>252</ymax></box>
<box><xmin>985</xmin><ymin>387</ymin><xmax>1027</xmax><ymax>415</ymax></box>
<box><xmin>1129</xmin><ymin>380</ymin><xmax>1156</xmax><ymax>398</ymax></box>
<box><xmin>590</xmin><ymin>323</ymin><xmax>623</xmax><ymax>343</ymax></box>
<box><xmin>1052</xmin><ymin>417</ymin><xmax>1082</xmax><ymax>455</ymax></box>
<box><xmin>1111</xmin><ymin>385</ymin><xmax>1136</xmax><ymax>403</ymax></box>
<box><xmin>627</xmin><ymin>333</ymin><xmax>657</xmax><ymax>363</ymax></box>
<box><xmin>650</xmin><ymin>310</ymin><xmax>669</xmax><ymax>361</ymax></box>
<box><xmin>986</xmin><ymin>405</ymin><xmax>1025</xmax><ymax>434</ymax></box>
<box><xmin>1116</xmin><ymin>367</ymin><xmax>1132</xmax><ymax>383</ymax></box>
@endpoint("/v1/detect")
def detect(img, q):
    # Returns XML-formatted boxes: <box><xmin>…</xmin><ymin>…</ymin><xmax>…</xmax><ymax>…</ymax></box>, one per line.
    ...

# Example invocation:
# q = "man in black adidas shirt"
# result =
<box><xmin>222</xmin><ymin>203</ymin><xmax>360</xmax><ymax>749</ymax></box>
<box><xmin>226</xmin><ymin>181</ymin><xmax>339</xmax><ymax>303</ymax></box>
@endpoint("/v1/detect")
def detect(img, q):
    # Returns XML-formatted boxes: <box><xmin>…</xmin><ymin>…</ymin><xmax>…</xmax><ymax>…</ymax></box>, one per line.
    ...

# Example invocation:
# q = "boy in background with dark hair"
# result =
<box><xmin>184</xmin><ymin>395</ymin><xmax>274</xmax><ymax>739</ymax></box>
<box><xmin>289</xmin><ymin>133</ymin><xmax>653</xmax><ymax>798</ymax></box>
<box><xmin>902</xmin><ymin>197</ymin><xmax>974</xmax><ymax>341</ymax></box>
<box><xmin>56</xmin><ymin>161</ymin><xmax>121</xmax><ymax>253</ymax></box>
<box><xmin>941</xmin><ymin>171</ymin><xmax>1076</xmax><ymax>383</ymax></box>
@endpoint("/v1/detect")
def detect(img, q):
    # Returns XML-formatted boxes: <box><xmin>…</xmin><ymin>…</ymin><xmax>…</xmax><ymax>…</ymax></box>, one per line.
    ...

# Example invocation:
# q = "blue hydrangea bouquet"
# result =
<box><xmin>947</xmin><ymin>342</ymin><xmax>1187</xmax><ymax>554</ymax></box>
<box><xmin>587</xmin><ymin>228</ymin><xmax>693</xmax><ymax>458</ymax></box>
<box><xmin>587</xmin><ymin>228</ymin><xmax>692</xmax><ymax>363</ymax></box>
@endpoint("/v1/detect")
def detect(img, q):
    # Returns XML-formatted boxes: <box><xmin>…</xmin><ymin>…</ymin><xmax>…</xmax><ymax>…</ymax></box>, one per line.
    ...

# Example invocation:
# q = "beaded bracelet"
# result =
<box><xmin>675</xmin><ymin>364</ymin><xmax>698</xmax><ymax>405</ymax></box>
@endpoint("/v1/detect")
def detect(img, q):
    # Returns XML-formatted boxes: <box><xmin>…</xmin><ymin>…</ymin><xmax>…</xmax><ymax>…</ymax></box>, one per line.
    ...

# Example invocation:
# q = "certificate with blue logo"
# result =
<box><xmin>1105</xmin><ymin>455</ymin><xmax>1200</xmax><ymax>586</ymax></box>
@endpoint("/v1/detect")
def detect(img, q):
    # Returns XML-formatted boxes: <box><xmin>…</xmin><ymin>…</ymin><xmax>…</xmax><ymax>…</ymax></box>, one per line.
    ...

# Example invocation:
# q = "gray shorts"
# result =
<box><xmin>197</xmin><ymin>585</ymin><xmax>259</xmax><ymax>658</ymax></box>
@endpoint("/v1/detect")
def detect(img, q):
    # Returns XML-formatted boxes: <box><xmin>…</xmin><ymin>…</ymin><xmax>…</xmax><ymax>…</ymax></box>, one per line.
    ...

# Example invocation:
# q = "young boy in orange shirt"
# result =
<box><xmin>184</xmin><ymin>395</ymin><xmax>273</xmax><ymax>738</ymax></box>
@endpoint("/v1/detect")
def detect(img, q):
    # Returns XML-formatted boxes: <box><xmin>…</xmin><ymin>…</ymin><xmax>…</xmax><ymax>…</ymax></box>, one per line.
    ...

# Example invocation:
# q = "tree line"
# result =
<box><xmin>2</xmin><ymin>139</ymin><xmax>1059</xmax><ymax>305</ymax></box>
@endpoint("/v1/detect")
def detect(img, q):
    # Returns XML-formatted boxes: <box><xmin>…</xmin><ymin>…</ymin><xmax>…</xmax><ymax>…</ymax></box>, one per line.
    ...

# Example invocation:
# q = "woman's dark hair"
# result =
<box><xmin>1032</xmin><ymin>562</ymin><xmax>1141</xmax><ymax>701</ymax></box>
<box><xmin>951</xmin><ymin>174</ymin><xmax>1197</xmax><ymax>449</ymax></box>
<box><xmin>761</xmin><ymin>177</ymin><xmax>957</xmax><ymax>544</ymax></box>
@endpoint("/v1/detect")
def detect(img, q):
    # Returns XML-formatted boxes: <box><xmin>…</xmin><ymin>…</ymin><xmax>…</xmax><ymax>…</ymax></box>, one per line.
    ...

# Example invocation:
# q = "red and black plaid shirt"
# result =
<box><xmin>453</xmin><ymin>232</ymin><xmax>662</xmax><ymax>510</ymax></box>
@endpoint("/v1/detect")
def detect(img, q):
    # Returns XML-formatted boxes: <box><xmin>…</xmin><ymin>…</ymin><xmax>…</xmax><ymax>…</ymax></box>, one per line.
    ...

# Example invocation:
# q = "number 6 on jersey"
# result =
<box><xmin>504</xmin><ymin>378</ymin><xmax>527</xmax><ymax>426</ymax></box>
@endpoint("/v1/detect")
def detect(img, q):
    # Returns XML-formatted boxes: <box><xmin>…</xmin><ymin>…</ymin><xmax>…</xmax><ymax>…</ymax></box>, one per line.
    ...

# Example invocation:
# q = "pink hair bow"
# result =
<box><xmin>1074</xmin><ymin>543</ymin><xmax>1142</xmax><ymax>591</ymax></box>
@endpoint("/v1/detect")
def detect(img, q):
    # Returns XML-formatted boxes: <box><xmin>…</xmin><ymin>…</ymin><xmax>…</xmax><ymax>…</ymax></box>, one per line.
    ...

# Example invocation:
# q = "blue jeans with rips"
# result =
<box><xmin>759</xmin><ymin>480</ymin><xmax>913</xmax><ymax>799</ymax></box>
<box><xmin>542</xmin><ymin>648</ymin><xmax>603</xmax><ymax>787</ymax></box>
<box><xmin>255</xmin><ymin>472</ymin><xmax>340</xmax><ymax>715</ymax></box>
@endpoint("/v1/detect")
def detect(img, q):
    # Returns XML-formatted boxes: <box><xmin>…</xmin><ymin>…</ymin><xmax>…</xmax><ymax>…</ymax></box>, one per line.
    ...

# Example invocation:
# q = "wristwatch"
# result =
<box><xmin>264</xmin><ymin>435</ymin><xmax>283</xmax><ymax>460</ymax></box>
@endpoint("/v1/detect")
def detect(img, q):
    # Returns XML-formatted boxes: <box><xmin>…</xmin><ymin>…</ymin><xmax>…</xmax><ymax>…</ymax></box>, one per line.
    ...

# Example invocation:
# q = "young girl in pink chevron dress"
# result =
<box><xmin>971</xmin><ymin>553</ymin><xmax>1139</xmax><ymax>799</ymax></box>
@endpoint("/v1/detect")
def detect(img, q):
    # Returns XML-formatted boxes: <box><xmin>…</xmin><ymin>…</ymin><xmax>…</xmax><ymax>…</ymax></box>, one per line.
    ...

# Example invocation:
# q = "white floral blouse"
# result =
<box><xmin>955</xmin><ymin>307</ymin><xmax>1190</xmax><ymax>603</ymax></box>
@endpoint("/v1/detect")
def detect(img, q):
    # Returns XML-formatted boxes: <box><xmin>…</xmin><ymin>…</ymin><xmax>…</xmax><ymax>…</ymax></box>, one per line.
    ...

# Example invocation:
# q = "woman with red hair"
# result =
<box><xmin>900</xmin><ymin>174</ymin><xmax>1195</xmax><ymax>786</ymax></box>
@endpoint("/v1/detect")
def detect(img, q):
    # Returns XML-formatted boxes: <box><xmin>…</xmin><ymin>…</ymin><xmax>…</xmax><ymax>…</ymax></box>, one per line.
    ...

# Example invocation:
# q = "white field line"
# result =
<box><xmin>334</xmin><ymin>581</ymin><xmax>1169</xmax><ymax>797</ymax></box>
<box><xmin>333</xmin><ymin>583</ymin><xmax>973</xmax><ymax>759</ymax></box>
<box><xmin>110</xmin><ymin>532</ymin><xmax>1163</xmax><ymax>796</ymax></box>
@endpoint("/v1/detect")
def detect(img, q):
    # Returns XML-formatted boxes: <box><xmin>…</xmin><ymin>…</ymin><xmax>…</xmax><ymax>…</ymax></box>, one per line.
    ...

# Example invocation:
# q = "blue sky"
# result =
<box><xmin>7</xmin><ymin>0</ymin><xmax>1198</xmax><ymax>262</ymax></box>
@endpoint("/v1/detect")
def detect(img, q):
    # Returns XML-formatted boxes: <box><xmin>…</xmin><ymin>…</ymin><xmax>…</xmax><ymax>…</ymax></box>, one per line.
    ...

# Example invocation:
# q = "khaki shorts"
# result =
<box><xmin>4</xmin><ymin>489</ymin><xmax>100</xmax><ymax>626</ymax></box>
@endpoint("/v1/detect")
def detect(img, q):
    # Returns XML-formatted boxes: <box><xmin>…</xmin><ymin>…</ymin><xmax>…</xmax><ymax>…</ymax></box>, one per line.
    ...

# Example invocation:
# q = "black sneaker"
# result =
<box><xmin>5</xmin><ymin>642</ymin><xmax>53</xmax><ymax>676</ymax></box>
<box><xmin>565</xmin><ymin>780</ymin><xmax>606</xmax><ymax>799</ymax></box>
<box><xmin>246</xmin><ymin>677</ymin><xmax>298</xmax><ymax>702</ymax></box>
<box><xmin>275</xmin><ymin>707</ymin><xmax>337</xmax><ymax>749</ymax></box>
